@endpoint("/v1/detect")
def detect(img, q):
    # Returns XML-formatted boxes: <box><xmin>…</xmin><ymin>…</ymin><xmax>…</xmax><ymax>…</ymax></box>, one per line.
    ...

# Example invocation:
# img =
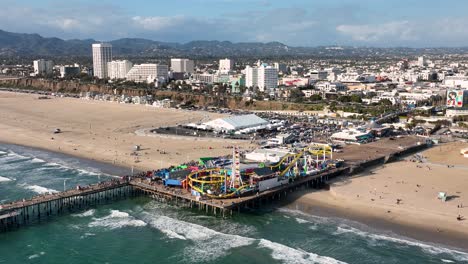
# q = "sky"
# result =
<box><xmin>1</xmin><ymin>0</ymin><xmax>468</xmax><ymax>47</ymax></box>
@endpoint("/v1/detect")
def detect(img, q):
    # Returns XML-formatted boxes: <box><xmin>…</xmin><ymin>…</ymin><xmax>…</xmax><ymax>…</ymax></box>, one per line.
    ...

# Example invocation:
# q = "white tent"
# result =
<box><xmin>204</xmin><ymin>114</ymin><xmax>268</xmax><ymax>131</ymax></box>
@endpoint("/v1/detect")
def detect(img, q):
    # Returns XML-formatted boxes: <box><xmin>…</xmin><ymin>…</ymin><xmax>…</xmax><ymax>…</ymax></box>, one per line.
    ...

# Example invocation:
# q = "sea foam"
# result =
<box><xmin>143</xmin><ymin>213</ymin><xmax>255</xmax><ymax>263</ymax></box>
<box><xmin>88</xmin><ymin>210</ymin><xmax>146</xmax><ymax>229</ymax></box>
<box><xmin>258</xmin><ymin>239</ymin><xmax>348</xmax><ymax>264</ymax></box>
<box><xmin>0</xmin><ymin>176</ymin><xmax>12</xmax><ymax>183</ymax></box>
<box><xmin>22</xmin><ymin>184</ymin><xmax>58</xmax><ymax>194</ymax></box>
<box><xmin>141</xmin><ymin>211</ymin><xmax>345</xmax><ymax>264</ymax></box>
<box><xmin>72</xmin><ymin>209</ymin><xmax>96</xmax><ymax>218</ymax></box>
<box><xmin>334</xmin><ymin>225</ymin><xmax>468</xmax><ymax>262</ymax></box>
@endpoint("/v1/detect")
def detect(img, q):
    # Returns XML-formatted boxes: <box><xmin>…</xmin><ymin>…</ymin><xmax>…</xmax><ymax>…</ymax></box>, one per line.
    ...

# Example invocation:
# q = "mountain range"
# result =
<box><xmin>1</xmin><ymin>29</ymin><xmax>468</xmax><ymax>58</ymax></box>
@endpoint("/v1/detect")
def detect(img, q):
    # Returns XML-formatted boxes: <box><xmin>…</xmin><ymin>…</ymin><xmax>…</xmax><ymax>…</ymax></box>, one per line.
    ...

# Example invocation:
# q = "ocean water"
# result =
<box><xmin>1</xmin><ymin>145</ymin><xmax>468</xmax><ymax>264</ymax></box>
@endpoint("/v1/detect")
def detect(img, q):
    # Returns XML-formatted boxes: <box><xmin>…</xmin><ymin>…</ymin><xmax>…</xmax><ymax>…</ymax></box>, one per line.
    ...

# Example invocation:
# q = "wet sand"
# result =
<box><xmin>286</xmin><ymin>142</ymin><xmax>468</xmax><ymax>251</ymax></box>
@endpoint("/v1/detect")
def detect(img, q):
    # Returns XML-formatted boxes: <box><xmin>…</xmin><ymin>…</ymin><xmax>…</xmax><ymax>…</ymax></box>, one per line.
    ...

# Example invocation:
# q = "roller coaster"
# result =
<box><xmin>186</xmin><ymin>144</ymin><xmax>336</xmax><ymax>199</ymax></box>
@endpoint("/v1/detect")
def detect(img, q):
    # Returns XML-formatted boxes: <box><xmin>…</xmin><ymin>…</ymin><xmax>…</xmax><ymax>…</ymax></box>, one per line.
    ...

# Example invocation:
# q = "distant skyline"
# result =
<box><xmin>2</xmin><ymin>0</ymin><xmax>468</xmax><ymax>47</ymax></box>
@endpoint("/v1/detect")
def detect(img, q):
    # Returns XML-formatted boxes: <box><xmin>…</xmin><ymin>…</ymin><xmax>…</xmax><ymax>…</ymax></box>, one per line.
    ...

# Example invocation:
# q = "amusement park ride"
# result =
<box><xmin>186</xmin><ymin>144</ymin><xmax>338</xmax><ymax>199</ymax></box>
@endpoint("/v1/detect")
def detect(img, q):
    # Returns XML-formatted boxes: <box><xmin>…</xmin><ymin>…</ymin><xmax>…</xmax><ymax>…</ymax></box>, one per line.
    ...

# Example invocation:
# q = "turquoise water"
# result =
<box><xmin>1</xmin><ymin>145</ymin><xmax>468</xmax><ymax>264</ymax></box>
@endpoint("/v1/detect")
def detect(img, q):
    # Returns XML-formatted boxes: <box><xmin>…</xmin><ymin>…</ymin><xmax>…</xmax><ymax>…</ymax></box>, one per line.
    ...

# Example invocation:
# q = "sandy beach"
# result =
<box><xmin>287</xmin><ymin>141</ymin><xmax>468</xmax><ymax>250</ymax></box>
<box><xmin>0</xmin><ymin>91</ymin><xmax>253</xmax><ymax>171</ymax></box>
<box><xmin>2</xmin><ymin>90</ymin><xmax>468</xmax><ymax>250</ymax></box>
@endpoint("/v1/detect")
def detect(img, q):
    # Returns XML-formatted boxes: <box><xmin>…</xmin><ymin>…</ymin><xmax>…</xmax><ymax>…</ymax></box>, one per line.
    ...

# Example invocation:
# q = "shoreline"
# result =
<box><xmin>3</xmin><ymin>140</ymin><xmax>468</xmax><ymax>253</ymax></box>
<box><xmin>0</xmin><ymin>142</ymin><xmax>134</xmax><ymax>177</ymax></box>
<box><xmin>282</xmin><ymin>188</ymin><xmax>468</xmax><ymax>252</ymax></box>
<box><xmin>2</xmin><ymin>90</ymin><xmax>468</xmax><ymax>254</ymax></box>
<box><xmin>0</xmin><ymin>91</ymin><xmax>252</xmax><ymax>171</ymax></box>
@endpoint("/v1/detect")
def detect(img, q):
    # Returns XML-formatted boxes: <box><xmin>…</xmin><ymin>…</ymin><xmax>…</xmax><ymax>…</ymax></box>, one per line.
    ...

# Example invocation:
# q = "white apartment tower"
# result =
<box><xmin>245</xmin><ymin>66</ymin><xmax>258</xmax><ymax>88</ymax></box>
<box><xmin>126</xmin><ymin>64</ymin><xmax>169</xmax><ymax>83</ymax></box>
<box><xmin>219</xmin><ymin>58</ymin><xmax>234</xmax><ymax>72</ymax></box>
<box><xmin>273</xmin><ymin>62</ymin><xmax>287</xmax><ymax>73</ymax></box>
<box><xmin>170</xmin><ymin>58</ymin><xmax>194</xmax><ymax>73</ymax></box>
<box><xmin>33</xmin><ymin>59</ymin><xmax>54</xmax><ymax>76</ymax></box>
<box><xmin>418</xmin><ymin>56</ymin><xmax>426</xmax><ymax>67</ymax></box>
<box><xmin>258</xmin><ymin>65</ymin><xmax>278</xmax><ymax>91</ymax></box>
<box><xmin>108</xmin><ymin>60</ymin><xmax>133</xmax><ymax>79</ymax></box>
<box><xmin>245</xmin><ymin>65</ymin><xmax>278</xmax><ymax>92</ymax></box>
<box><xmin>92</xmin><ymin>43</ymin><xmax>112</xmax><ymax>79</ymax></box>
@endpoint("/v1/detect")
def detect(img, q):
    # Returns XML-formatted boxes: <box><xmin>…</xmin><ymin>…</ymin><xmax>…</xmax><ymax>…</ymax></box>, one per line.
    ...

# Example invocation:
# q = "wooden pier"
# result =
<box><xmin>0</xmin><ymin>180</ymin><xmax>134</xmax><ymax>232</ymax></box>
<box><xmin>0</xmin><ymin>141</ymin><xmax>428</xmax><ymax>232</ymax></box>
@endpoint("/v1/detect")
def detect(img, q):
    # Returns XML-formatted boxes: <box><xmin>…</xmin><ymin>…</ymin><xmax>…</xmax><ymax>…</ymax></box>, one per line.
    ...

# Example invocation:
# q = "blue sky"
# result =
<box><xmin>1</xmin><ymin>0</ymin><xmax>468</xmax><ymax>47</ymax></box>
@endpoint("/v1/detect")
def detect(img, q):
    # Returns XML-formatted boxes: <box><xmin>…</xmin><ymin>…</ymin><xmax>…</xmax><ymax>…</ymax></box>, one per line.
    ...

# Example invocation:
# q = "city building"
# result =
<box><xmin>418</xmin><ymin>56</ymin><xmax>426</xmax><ymax>67</ymax></box>
<box><xmin>443</xmin><ymin>76</ymin><xmax>468</xmax><ymax>88</ymax></box>
<box><xmin>191</xmin><ymin>73</ymin><xmax>216</xmax><ymax>84</ymax></box>
<box><xmin>245</xmin><ymin>64</ymin><xmax>278</xmax><ymax>92</ymax></box>
<box><xmin>108</xmin><ymin>60</ymin><xmax>133</xmax><ymax>80</ymax></box>
<box><xmin>273</xmin><ymin>63</ymin><xmax>288</xmax><ymax>73</ymax></box>
<box><xmin>258</xmin><ymin>65</ymin><xmax>278</xmax><ymax>91</ymax></box>
<box><xmin>281</xmin><ymin>77</ymin><xmax>311</xmax><ymax>87</ymax></box>
<box><xmin>126</xmin><ymin>64</ymin><xmax>168</xmax><ymax>83</ymax></box>
<box><xmin>170</xmin><ymin>59</ymin><xmax>194</xmax><ymax>74</ymax></box>
<box><xmin>92</xmin><ymin>43</ymin><xmax>112</xmax><ymax>79</ymax></box>
<box><xmin>316</xmin><ymin>82</ymin><xmax>347</xmax><ymax>93</ymax></box>
<box><xmin>245</xmin><ymin>66</ymin><xmax>258</xmax><ymax>88</ymax></box>
<box><xmin>219</xmin><ymin>58</ymin><xmax>234</xmax><ymax>73</ymax></box>
<box><xmin>33</xmin><ymin>59</ymin><xmax>54</xmax><ymax>76</ymax></box>
<box><xmin>309</xmin><ymin>70</ymin><xmax>328</xmax><ymax>80</ymax></box>
<box><xmin>331</xmin><ymin>129</ymin><xmax>373</xmax><ymax>144</ymax></box>
<box><xmin>59</xmin><ymin>64</ymin><xmax>80</xmax><ymax>78</ymax></box>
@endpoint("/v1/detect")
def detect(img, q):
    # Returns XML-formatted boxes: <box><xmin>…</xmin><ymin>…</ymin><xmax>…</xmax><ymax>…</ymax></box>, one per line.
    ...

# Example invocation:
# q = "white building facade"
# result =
<box><xmin>219</xmin><ymin>58</ymin><xmax>234</xmax><ymax>73</ymax></box>
<box><xmin>108</xmin><ymin>60</ymin><xmax>133</xmax><ymax>80</ymax></box>
<box><xmin>126</xmin><ymin>64</ymin><xmax>168</xmax><ymax>83</ymax></box>
<box><xmin>258</xmin><ymin>66</ymin><xmax>278</xmax><ymax>91</ymax></box>
<box><xmin>170</xmin><ymin>59</ymin><xmax>194</xmax><ymax>73</ymax></box>
<box><xmin>92</xmin><ymin>43</ymin><xmax>112</xmax><ymax>79</ymax></box>
<box><xmin>273</xmin><ymin>63</ymin><xmax>287</xmax><ymax>73</ymax></box>
<box><xmin>245</xmin><ymin>66</ymin><xmax>258</xmax><ymax>89</ymax></box>
<box><xmin>245</xmin><ymin>65</ymin><xmax>278</xmax><ymax>92</ymax></box>
<box><xmin>33</xmin><ymin>59</ymin><xmax>54</xmax><ymax>76</ymax></box>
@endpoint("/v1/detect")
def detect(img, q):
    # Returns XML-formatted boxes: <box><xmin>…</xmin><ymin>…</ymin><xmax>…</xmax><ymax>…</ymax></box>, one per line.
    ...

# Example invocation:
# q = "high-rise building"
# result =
<box><xmin>170</xmin><ymin>59</ymin><xmax>194</xmax><ymax>73</ymax></box>
<box><xmin>59</xmin><ymin>64</ymin><xmax>80</xmax><ymax>78</ymax></box>
<box><xmin>245</xmin><ymin>66</ymin><xmax>258</xmax><ymax>88</ymax></box>
<box><xmin>273</xmin><ymin>62</ymin><xmax>287</xmax><ymax>73</ymax></box>
<box><xmin>126</xmin><ymin>64</ymin><xmax>168</xmax><ymax>83</ymax></box>
<box><xmin>219</xmin><ymin>58</ymin><xmax>234</xmax><ymax>72</ymax></box>
<box><xmin>92</xmin><ymin>43</ymin><xmax>112</xmax><ymax>79</ymax></box>
<box><xmin>418</xmin><ymin>56</ymin><xmax>426</xmax><ymax>67</ymax></box>
<box><xmin>245</xmin><ymin>65</ymin><xmax>278</xmax><ymax>92</ymax></box>
<box><xmin>33</xmin><ymin>59</ymin><xmax>54</xmax><ymax>76</ymax></box>
<box><xmin>108</xmin><ymin>60</ymin><xmax>133</xmax><ymax>79</ymax></box>
<box><xmin>258</xmin><ymin>65</ymin><xmax>278</xmax><ymax>91</ymax></box>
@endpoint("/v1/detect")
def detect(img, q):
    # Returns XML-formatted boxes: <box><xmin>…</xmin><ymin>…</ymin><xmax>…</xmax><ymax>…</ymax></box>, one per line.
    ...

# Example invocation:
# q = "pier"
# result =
<box><xmin>0</xmin><ymin>180</ymin><xmax>133</xmax><ymax>232</ymax></box>
<box><xmin>0</xmin><ymin>166</ymin><xmax>347</xmax><ymax>231</ymax></box>
<box><xmin>0</xmin><ymin>138</ymin><xmax>429</xmax><ymax>232</ymax></box>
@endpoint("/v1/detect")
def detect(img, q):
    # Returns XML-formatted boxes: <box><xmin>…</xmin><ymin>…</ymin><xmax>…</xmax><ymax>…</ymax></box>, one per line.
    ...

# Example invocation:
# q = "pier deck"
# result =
<box><xmin>0</xmin><ymin>138</ymin><xmax>429</xmax><ymax>230</ymax></box>
<box><xmin>0</xmin><ymin>180</ymin><xmax>129</xmax><ymax>213</ymax></box>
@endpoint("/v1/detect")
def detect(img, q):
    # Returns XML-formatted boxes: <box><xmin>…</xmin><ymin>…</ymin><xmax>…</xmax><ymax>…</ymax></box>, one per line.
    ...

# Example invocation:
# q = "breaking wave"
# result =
<box><xmin>21</xmin><ymin>184</ymin><xmax>58</xmax><ymax>194</ymax></box>
<box><xmin>140</xmin><ymin>210</ymin><xmax>345</xmax><ymax>264</ymax></box>
<box><xmin>334</xmin><ymin>225</ymin><xmax>468</xmax><ymax>262</ymax></box>
<box><xmin>88</xmin><ymin>210</ymin><xmax>146</xmax><ymax>229</ymax></box>
<box><xmin>258</xmin><ymin>239</ymin><xmax>348</xmax><ymax>264</ymax></box>
<box><xmin>0</xmin><ymin>176</ymin><xmax>12</xmax><ymax>183</ymax></box>
<box><xmin>72</xmin><ymin>209</ymin><xmax>96</xmax><ymax>218</ymax></box>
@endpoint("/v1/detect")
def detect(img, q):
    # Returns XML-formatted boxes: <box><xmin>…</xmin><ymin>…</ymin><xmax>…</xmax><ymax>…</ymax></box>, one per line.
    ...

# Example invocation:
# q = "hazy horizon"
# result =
<box><xmin>1</xmin><ymin>0</ymin><xmax>468</xmax><ymax>48</ymax></box>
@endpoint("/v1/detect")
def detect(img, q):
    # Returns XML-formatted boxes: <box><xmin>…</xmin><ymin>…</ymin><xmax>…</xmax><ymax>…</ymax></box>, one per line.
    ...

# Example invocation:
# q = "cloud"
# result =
<box><xmin>336</xmin><ymin>21</ymin><xmax>417</xmax><ymax>42</ymax></box>
<box><xmin>2</xmin><ymin>1</ymin><xmax>468</xmax><ymax>47</ymax></box>
<box><xmin>132</xmin><ymin>16</ymin><xmax>189</xmax><ymax>31</ymax></box>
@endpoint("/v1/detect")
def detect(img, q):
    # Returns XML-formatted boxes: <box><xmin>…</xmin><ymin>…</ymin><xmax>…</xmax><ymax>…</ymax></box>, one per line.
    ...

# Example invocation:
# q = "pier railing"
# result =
<box><xmin>0</xmin><ymin>141</ymin><xmax>428</xmax><ymax>232</ymax></box>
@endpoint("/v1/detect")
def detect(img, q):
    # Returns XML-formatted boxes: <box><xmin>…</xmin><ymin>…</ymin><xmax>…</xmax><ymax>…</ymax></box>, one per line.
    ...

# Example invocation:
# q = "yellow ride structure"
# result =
<box><xmin>186</xmin><ymin>144</ymin><xmax>334</xmax><ymax>199</ymax></box>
